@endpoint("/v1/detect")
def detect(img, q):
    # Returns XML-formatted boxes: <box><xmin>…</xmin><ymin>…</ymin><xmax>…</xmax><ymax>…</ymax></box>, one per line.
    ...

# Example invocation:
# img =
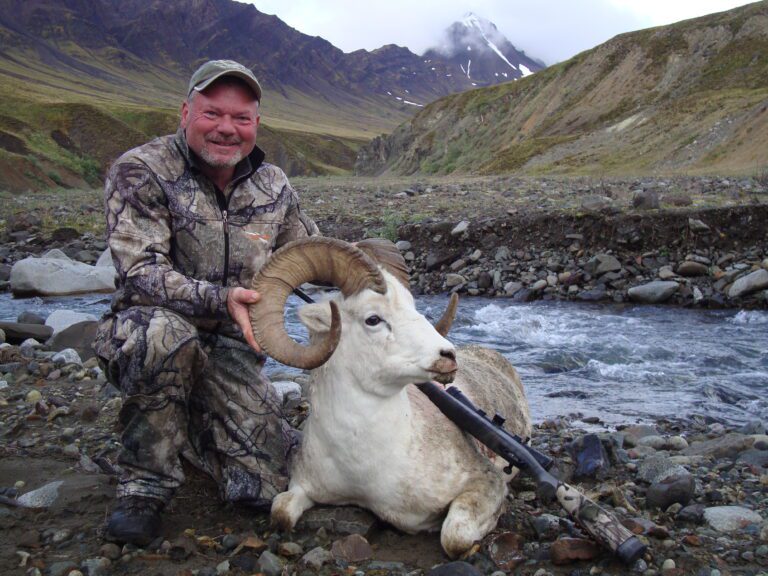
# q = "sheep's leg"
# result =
<box><xmin>440</xmin><ymin>473</ymin><xmax>506</xmax><ymax>559</ymax></box>
<box><xmin>270</xmin><ymin>484</ymin><xmax>315</xmax><ymax>531</ymax></box>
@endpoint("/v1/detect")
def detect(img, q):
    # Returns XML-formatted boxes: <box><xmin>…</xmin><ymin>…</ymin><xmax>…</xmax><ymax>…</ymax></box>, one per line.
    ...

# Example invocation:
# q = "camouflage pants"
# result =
<box><xmin>94</xmin><ymin>306</ymin><xmax>296</xmax><ymax>507</ymax></box>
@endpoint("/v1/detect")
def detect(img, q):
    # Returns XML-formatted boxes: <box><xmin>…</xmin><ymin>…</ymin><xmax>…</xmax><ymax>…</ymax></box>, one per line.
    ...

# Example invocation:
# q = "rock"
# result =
<box><xmin>676</xmin><ymin>503</ymin><xmax>706</xmax><ymax>523</ymax></box>
<box><xmin>637</xmin><ymin>456</ymin><xmax>689</xmax><ymax>484</ymax></box>
<box><xmin>661</xmin><ymin>558</ymin><xmax>676</xmax><ymax>573</ymax></box>
<box><xmin>550</xmin><ymin>538</ymin><xmax>601</xmax><ymax>565</ymax></box>
<box><xmin>297</xmin><ymin>506</ymin><xmax>377</xmax><ymax>535</ymax></box>
<box><xmin>257</xmin><ymin>550</ymin><xmax>282</xmax><ymax>576</ymax></box>
<box><xmin>300</xmin><ymin>547</ymin><xmax>333</xmax><ymax>570</ymax></box>
<box><xmin>95</xmin><ymin>248</ymin><xmax>115</xmax><ymax>267</ymax></box>
<box><xmin>451</xmin><ymin>220</ymin><xmax>469</xmax><ymax>236</ymax></box>
<box><xmin>688</xmin><ymin>218</ymin><xmax>710</xmax><ymax>232</ymax></box>
<box><xmin>277</xmin><ymin>541</ymin><xmax>303</xmax><ymax>557</ymax></box>
<box><xmin>0</xmin><ymin>322</ymin><xmax>53</xmax><ymax>344</ymax></box>
<box><xmin>637</xmin><ymin>435</ymin><xmax>667</xmax><ymax>450</ymax></box>
<box><xmin>10</xmin><ymin>255</ymin><xmax>116</xmax><ymax>297</ymax></box>
<box><xmin>216</xmin><ymin>559</ymin><xmax>231</xmax><ymax>575</ymax></box>
<box><xmin>728</xmin><ymin>269</ymin><xmax>768</xmax><ymax>298</ymax></box>
<box><xmin>52</xmin><ymin>348</ymin><xmax>83</xmax><ymax>368</ymax></box>
<box><xmin>271</xmin><ymin>381</ymin><xmax>302</xmax><ymax>405</ymax></box>
<box><xmin>49</xmin><ymin>561</ymin><xmax>79</xmax><ymax>576</ymax></box>
<box><xmin>45</xmin><ymin>310</ymin><xmax>97</xmax><ymax>337</ymax></box>
<box><xmin>632</xmin><ymin>189</ymin><xmax>660</xmax><ymax>210</ymax></box>
<box><xmin>230</xmin><ymin>555</ymin><xmax>257</xmax><ymax>572</ymax></box>
<box><xmin>331</xmin><ymin>533</ymin><xmax>373</xmax><ymax>562</ymax></box>
<box><xmin>48</xmin><ymin>321</ymin><xmax>98</xmax><ymax>360</ymax></box>
<box><xmin>736</xmin><ymin>449</ymin><xmax>768</xmax><ymax>469</ymax></box>
<box><xmin>682</xmin><ymin>433</ymin><xmax>754</xmax><ymax>459</ymax></box>
<box><xmin>664</xmin><ymin>192</ymin><xmax>692</xmax><ymax>206</ymax></box>
<box><xmin>445</xmin><ymin>274</ymin><xmax>465</xmax><ymax>288</ymax></box>
<box><xmin>737</xmin><ymin>420</ymin><xmax>766</xmax><ymax>435</ymax></box>
<box><xmin>580</xmin><ymin>195</ymin><xmax>613</xmax><ymax>211</ymax></box>
<box><xmin>658</xmin><ymin>266</ymin><xmax>676</xmax><ymax>280</ymax></box>
<box><xmin>503</xmin><ymin>281</ymin><xmax>523</xmax><ymax>296</ymax></box>
<box><xmin>395</xmin><ymin>240</ymin><xmax>411</xmax><ymax>251</ymax></box>
<box><xmin>628</xmin><ymin>281</ymin><xmax>679</xmax><ymax>304</ymax></box>
<box><xmin>485</xmin><ymin>532</ymin><xmax>525</xmax><ymax>571</ymax></box>
<box><xmin>569</xmin><ymin>434</ymin><xmax>610</xmax><ymax>479</ymax></box>
<box><xmin>646</xmin><ymin>474</ymin><xmax>696</xmax><ymax>509</ymax></box>
<box><xmin>427</xmin><ymin>562</ymin><xmax>483</xmax><ymax>576</ymax></box>
<box><xmin>494</xmin><ymin>246</ymin><xmax>510</xmax><ymax>262</ymax></box>
<box><xmin>80</xmin><ymin>557</ymin><xmax>110</xmax><ymax>576</ymax></box>
<box><xmin>585</xmin><ymin>253</ymin><xmax>621</xmax><ymax>276</ymax></box>
<box><xmin>17</xmin><ymin>311</ymin><xmax>45</xmax><ymax>325</ymax></box>
<box><xmin>703</xmin><ymin>506</ymin><xmax>763</xmax><ymax>532</ymax></box>
<box><xmin>26</xmin><ymin>389</ymin><xmax>42</xmax><ymax>404</ymax></box>
<box><xmin>99</xmin><ymin>543</ymin><xmax>121</xmax><ymax>560</ymax></box>
<box><xmin>531</xmin><ymin>513</ymin><xmax>562</xmax><ymax>540</ymax></box>
<box><xmin>531</xmin><ymin>279</ymin><xmax>548</xmax><ymax>292</ymax></box>
<box><xmin>677</xmin><ymin>261</ymin><xmax>709</xmax><ymax>277</ymax></box>
<box><xmin>577</xmin><ymin>285</ymin><xmax>607</xmax><ymax>301</ymax></box>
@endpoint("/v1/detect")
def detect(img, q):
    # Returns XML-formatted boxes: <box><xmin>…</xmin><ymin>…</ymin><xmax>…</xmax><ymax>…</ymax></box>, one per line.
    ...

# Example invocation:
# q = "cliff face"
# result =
<box><xmin>356</xmin><ymin>2</ymin><xmax>768</xmax><ymax>177</ymax></box>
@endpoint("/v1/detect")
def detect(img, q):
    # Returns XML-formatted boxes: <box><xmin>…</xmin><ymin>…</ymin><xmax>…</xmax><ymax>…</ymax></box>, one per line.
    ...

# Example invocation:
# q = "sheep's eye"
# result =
<box><xmin>365</xmin><ymin>315</ymin><xmax>382</xmax><ymax>327</ymax></box>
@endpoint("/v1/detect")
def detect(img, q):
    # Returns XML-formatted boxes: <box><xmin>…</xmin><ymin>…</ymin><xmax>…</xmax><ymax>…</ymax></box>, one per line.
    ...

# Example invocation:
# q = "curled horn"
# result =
<box><xmin>249</xmin><ymin>237</ymin><xmax>386</xmax><ymax>370</ymax></box>
<box><xmin>434</xmin><ymin>293</ymin><xmax>459</xmax><ymax>337</ymax></box>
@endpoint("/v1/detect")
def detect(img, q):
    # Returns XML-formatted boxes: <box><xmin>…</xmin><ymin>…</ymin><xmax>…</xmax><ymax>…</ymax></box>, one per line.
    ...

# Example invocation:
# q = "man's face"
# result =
<box><xmin>181</xmin><ymin>80</ymin><xmax>260</xmax><ymax>172</ymax></box>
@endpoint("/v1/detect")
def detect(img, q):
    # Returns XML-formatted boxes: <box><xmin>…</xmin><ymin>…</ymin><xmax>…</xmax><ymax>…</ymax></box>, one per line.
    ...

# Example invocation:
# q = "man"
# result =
<box><xmin>93</xmin><ymin>60</ymin><xmax>319</xmax><ymax>546</ymax></box>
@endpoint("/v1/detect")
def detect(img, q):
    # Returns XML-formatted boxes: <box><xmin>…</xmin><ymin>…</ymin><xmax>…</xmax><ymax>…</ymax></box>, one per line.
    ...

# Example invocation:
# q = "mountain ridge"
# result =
<box><xmin>356</xmin><ymin>1</ymin><xmax>768</xmax><ymax>177</ymax></box>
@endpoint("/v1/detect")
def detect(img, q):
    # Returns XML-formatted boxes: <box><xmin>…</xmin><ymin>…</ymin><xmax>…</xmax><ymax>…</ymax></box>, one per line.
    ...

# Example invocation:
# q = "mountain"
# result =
<box><xmin>356</xmin><ymin>1</ymin><xmax>768</xmax><ymax>177</ymax></box>
<box><xmin>0</xmin><ymin>0</ymin><xmax>546</xmax><ymax>192</ymax></box>
<box><xmin>423</xmin><ymin>13</ymin><xmax>545</xmax><ymax>87</ymax></box>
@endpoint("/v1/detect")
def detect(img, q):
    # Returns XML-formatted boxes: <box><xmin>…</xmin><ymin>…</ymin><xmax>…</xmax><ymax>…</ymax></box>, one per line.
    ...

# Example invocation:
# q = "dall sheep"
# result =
<box><xmin>249</xmin><ymin>237</ymin><xmax>532</xmax><ymax>558</ymax></box>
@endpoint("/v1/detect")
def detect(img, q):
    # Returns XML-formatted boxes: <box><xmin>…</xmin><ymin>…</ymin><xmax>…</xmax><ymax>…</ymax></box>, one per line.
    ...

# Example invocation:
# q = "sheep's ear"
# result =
<box><xmin>298</xmin><ymin>302</ymin><xmax>333</xmax><ymax>334</ymax></box>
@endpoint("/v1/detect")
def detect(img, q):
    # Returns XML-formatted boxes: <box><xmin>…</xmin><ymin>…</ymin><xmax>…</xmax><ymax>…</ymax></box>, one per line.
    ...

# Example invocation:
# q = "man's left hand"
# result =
<box><xmin>227</xmin><ymin>287</ymin><xmax>262</xmax><ymax>352</ymax></box>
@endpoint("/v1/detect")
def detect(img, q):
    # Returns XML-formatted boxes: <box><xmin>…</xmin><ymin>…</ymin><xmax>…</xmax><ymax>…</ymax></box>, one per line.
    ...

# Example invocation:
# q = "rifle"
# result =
<box><xmin>291</xmin><ymin>287</ymin><xmax>645</xmax><ymax>564</ymax></box>
<box><xmin>417</xmin><ymin>381</ymin><xmax>647</xmax><ymax>565</ymax></box>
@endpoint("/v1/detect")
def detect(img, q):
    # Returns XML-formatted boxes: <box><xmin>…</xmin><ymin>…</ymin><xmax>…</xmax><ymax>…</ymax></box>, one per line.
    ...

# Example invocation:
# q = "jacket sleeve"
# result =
<box><xmin>105</xmin><ymin>160</ymin><xmax>230</xmax><ymax>319</ymax></box>
<box><xmin>273</xmin><ymin>180</ymin><xmax>320</xmax><ymax>249</ymax></box>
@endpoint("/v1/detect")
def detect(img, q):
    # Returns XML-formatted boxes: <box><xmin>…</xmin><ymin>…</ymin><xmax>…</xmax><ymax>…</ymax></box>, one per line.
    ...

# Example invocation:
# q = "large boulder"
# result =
<box><xmin>10</xmin><ymin>253</ymin><xmax>116</xmax><ymax>297</ymax></box>
<box><xmin>45</xmin><ymin>310</ymin><xmax>98</xmax><ymax>337</ymax></box>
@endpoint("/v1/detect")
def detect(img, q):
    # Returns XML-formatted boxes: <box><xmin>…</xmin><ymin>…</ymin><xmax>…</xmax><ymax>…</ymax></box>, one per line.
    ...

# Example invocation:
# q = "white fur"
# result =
<box><xmin>271</xmin><ymin>272</ymin><xmax>532</xmax><ymax>558</ymax></box>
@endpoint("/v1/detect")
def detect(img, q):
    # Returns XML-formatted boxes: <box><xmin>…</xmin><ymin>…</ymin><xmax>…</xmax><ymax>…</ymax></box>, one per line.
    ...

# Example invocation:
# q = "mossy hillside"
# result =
<box><xmin>361</xmin><ymin>0</ymin><xmax>768</xmax><ymax>178</ymax></box>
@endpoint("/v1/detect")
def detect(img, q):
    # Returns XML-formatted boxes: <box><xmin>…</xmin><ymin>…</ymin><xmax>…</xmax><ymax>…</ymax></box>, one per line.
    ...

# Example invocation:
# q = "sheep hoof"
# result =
<box><xmin>270</xmin><ymin>489</ymin><xmax>313</xmax><ymax>532</ymax></box>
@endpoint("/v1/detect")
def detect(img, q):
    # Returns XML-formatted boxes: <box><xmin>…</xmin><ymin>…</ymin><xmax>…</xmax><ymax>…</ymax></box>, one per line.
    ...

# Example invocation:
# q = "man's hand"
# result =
<box><xmin>227</xmin><ymin>287</ymin><xmax>262</xmax><ymax>352</ymax></box>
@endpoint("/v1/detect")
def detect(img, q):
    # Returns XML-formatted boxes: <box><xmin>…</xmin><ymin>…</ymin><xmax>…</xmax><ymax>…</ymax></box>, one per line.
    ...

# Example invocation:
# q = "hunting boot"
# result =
<box><xmin>105</xmin><ymin>496</ymin><xmax>165</xmax><ymax>546</ymax></box>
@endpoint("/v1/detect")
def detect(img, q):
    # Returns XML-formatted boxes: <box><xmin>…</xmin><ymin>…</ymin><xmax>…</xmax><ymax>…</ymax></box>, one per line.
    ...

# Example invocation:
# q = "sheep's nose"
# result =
<box><xmin>440</xmin><ymin>349</ymin><xmax>456</xmax><ymax>361</ymax></box>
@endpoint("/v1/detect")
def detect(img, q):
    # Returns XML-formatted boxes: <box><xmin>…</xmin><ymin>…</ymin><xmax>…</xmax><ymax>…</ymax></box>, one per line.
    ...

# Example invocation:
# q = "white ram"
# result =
<box><xmin>249</xmin><ymin>237</ymin><xmax>531</xmax><ymax>558</ymax></box>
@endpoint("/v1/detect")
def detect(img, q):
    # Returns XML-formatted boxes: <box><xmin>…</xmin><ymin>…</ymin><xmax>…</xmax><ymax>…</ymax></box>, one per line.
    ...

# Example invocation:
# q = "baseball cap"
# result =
<box><xmin>188</xmin><ymin>60</ymin><xmax>262</xmax><ymax>102</ymax></box>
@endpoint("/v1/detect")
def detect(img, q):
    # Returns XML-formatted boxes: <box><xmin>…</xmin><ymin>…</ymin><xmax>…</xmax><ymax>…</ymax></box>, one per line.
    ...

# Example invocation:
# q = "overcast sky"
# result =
<box><xmin>246</xmin><ymin>0</ymin><xmax>757</xmax><ymax>64</ymax></box>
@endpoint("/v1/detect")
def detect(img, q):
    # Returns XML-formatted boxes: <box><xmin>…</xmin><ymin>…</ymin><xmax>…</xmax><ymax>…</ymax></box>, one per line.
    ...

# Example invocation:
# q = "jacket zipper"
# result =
<box><xmin>214</xmin><ymin>187</ymin><xmax>231</xmax><ymax>287</ymax></box>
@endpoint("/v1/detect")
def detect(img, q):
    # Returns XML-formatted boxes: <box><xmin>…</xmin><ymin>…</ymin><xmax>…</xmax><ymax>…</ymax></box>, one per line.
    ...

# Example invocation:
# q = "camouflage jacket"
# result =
<box><xmin>98</xmin><ymin>128</ymin><xmax>318</xmax><ymax>340</ymax></box>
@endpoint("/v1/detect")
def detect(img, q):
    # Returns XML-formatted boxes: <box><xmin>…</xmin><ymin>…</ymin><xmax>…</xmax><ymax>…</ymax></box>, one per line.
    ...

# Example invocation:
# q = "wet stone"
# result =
<box><xmin>703</xmin><ymin>506</ymin><xmax>763</xmax><ymax>532</ymax></box>
<box><xmin>569</xmin><ymin>433</ymin><xmax>611</xmax><ymax>479</ymax></box>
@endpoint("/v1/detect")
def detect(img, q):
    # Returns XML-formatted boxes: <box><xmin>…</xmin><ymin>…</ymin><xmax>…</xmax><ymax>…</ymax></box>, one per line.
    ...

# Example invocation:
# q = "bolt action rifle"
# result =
<box><xmin>416</xmin><ymin>381</ymin><xmax>647</xmax><ymax>565</ymax></box>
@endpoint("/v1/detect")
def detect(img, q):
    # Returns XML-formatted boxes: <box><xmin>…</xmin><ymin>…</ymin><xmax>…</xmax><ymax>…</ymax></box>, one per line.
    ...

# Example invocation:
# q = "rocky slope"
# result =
<box><xmin>356</xmin><ymin>1</ymin><xmax>768</xmax><ymax>177</ymax></box>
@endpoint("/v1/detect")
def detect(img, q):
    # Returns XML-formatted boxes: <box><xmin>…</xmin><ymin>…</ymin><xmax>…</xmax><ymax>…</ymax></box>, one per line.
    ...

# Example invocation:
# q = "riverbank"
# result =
<box><xmin>0</xmin><ymin>332</ymin><xmax>766</xmax><ymax>575</ymax></box>
<box><xmin>1</xmin><ymin>175</ymin><xmax>766</xmax><ymax>308</ymax></box>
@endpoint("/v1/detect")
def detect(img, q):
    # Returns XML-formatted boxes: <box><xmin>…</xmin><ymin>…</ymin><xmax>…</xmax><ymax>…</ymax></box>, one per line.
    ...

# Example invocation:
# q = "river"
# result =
<box><xmin>2</xmin><ymin>292</ymin><xmax>766</xmax><ymax>427</ymax></box>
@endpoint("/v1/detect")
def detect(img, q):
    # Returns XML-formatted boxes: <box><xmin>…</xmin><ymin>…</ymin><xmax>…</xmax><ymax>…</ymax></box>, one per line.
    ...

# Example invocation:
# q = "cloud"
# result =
<box><xmin>247</xmin><ymin>0</ymin><xmax>755</xmax><ymax>64</ymax></box>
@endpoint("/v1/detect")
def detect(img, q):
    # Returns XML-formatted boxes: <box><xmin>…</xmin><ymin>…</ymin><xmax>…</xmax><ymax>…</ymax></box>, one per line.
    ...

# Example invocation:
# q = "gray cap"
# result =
<box><xmin>188</xmin><ymin>59</ymin><xmax>262</xmax><ymax>102</ymax></box>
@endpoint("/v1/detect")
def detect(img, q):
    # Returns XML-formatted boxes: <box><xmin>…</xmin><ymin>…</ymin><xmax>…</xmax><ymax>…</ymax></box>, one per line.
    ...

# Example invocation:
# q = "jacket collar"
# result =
<box><xmin>174</xmin><ymin>127</ymin><xmax>266</xmax><ymax>184</ymax></box>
